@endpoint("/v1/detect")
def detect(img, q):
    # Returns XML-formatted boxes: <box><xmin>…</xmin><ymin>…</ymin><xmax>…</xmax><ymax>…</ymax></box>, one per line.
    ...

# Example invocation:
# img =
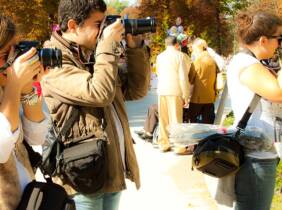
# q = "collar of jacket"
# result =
<box><xmin>166</xmin><ymin>46</ymin><xmax>177</xmax><ymax>51</ymax></box>
<box><xmin>52</xmin><ymin>31</ymin><xmax>92</xmax><ymax>64</ymax></box>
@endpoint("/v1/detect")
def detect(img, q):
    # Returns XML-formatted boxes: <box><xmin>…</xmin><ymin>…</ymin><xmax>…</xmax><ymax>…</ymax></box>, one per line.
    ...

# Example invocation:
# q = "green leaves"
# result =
<box><xmin>106</xmin><ymin>0</ymin><xmax>129</xmax><ymax>13</ymax></box>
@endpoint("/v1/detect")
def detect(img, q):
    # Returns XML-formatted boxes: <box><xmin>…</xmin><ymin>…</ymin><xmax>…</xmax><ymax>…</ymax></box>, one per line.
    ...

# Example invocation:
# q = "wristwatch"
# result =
<box><xmin>20</xmin><ymin>87</ymin><xmax>39</xmax><ymax>106</ymax></box>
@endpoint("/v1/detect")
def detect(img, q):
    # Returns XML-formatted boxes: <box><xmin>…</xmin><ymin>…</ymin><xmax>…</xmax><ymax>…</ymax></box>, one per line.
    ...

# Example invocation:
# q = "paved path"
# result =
<box><xmin>119</xmin><ymin>90</ymin><xmax>220</xmax><ymax>210</ymax></box>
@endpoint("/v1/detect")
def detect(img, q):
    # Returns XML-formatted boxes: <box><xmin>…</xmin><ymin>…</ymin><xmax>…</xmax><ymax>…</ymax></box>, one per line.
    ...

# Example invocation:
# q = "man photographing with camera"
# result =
<box><xmin>41</xmin><ymin>0</ymin><xmax>151</xmax><ymax>209</ymax></box>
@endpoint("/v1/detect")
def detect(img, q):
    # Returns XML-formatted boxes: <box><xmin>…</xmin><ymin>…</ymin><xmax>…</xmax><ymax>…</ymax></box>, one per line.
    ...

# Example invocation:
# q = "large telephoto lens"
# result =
<box><xmin>123</xmin><ymin>17</ymin><xmax>156</xmax><ymax>35</ymax></box>
<box><xmin>38</xmin><ymin>48</ymin><xmax>62</xmax><ymax>68</ymax></box>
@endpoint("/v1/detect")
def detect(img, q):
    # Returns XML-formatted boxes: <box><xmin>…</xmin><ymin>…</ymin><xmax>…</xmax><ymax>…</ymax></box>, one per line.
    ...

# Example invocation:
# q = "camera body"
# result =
<box><xmin>103</xmin><ymin>15</ymin><xmax>156</xmax><ymax>35</ymax></box>
<box><xmin>15</xmin><ymin>41</ymin><xmax>62</xmax><ymax>68</ymax></box>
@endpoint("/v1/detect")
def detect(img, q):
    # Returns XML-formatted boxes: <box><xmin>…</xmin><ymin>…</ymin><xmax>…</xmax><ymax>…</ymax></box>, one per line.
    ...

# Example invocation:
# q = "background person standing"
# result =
<box><xmin>156</xmin><ymin>36</ymin><xmax>191</xmax><ymax>152</ymax></box>
<box><xmin>188</xmin><ymin>38</ymin><xmax>217</xmax><ymax>124</ymax></box>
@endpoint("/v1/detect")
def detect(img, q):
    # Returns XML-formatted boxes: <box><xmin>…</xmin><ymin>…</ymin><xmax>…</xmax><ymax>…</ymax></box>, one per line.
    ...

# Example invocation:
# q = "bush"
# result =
<box><xmin>223</xmin><ymin>111</ymin><xmax>234</xmax><ymax>127</ymax></box>
<box><xmin>271</xmin><ymin>161</ymin><xmax>282</xmax><ymax>210</ymax></box>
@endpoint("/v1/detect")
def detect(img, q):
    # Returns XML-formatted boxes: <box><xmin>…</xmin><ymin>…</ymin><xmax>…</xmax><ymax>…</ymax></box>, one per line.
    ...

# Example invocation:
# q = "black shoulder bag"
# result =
<box><xmin>41</xmin><ymin>107</ymin><xmax>108</xmax><ymax>194</ymax></box>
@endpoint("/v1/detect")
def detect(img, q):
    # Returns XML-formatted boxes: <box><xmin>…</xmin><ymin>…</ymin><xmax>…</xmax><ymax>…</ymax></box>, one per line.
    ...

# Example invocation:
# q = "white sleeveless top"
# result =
<box><xmin>227</xmin><ymin>52</ymin><xmax>277</xmax><ymax>159</ymax></box>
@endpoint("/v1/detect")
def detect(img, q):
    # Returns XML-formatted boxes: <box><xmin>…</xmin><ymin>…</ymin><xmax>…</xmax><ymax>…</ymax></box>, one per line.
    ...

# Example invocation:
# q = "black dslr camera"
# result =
<box><xmin>103</xmin><ymin>15</ymin><xmax>156</xmax><ymax>35</ymax></box>
<box><xmin>15</xmin><ymin>41</ymin><xmax>62</xmax><ymax>68</ymax></box>
<box><xmin>0</xmin><ymin>41</ymin><xmax>62</xmax><ymax>73</ymax></box>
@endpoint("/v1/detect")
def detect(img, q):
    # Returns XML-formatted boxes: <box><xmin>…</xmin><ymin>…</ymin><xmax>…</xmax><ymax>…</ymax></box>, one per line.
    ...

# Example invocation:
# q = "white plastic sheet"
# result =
<box><xmin>168</xmin><ymin>123</ymin><xmax>222</xmax><ymax>145</ymax></box>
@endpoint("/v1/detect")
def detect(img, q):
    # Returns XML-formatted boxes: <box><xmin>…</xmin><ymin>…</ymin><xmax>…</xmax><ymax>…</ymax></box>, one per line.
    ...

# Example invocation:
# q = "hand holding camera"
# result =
<box><xmin>99</xmin><ymin>15</ymin><xmax>156</xmax><ymax>47</ymax></box>
<box><xmin>7</xmin><ymin>48</ymin><xmax>42</xmax><ymax>91</ymax></box>
<box><xmin>102</xmin><ymin>18</ymin><xmax>125</xmax><ymax>43</ymax></box>
<box><xmin>126</xmin><ymin>34</ymin><xmax>143</xmax><ymax>48</ymax></box>
<box><xmin>1</xmin><ymin>41</ymin><xmax>62</xmax><ymax>94</ymax></box>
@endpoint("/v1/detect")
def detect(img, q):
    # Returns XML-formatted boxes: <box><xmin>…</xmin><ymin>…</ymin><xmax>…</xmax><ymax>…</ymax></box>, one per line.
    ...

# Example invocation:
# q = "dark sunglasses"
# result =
<box><xmin>0</xmin><ymin>45</ymin><xmax>14</xmax><ymax>73</ymax></box>
<box><xmin>0</xmin><ymin>52</ymin><xmax>10</xmax><ymax>73</ymax></box>
<box><xmin>268</xmin><ymin>35</ymin><xmax>282</xmax><ymax>45</ymax></box>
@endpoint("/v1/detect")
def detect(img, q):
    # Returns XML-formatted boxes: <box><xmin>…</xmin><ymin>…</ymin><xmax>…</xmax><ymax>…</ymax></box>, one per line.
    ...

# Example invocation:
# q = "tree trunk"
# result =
<box><xmin>215</xmin><ymin>0</ymin><xmax>222</xmax><ymax>54</ymax></box>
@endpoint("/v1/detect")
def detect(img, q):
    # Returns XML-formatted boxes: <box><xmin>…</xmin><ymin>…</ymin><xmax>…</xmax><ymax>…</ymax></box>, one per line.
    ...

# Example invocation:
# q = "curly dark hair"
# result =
<box><xmin>0</xmin><ymin>15</ymin><xmax>16</xmax><ymax>50</ymax></box>
<box><xmin>236</xmin><ymin>11</ymin><xmax>282</xmax><ymax>45</ymax></box>
<box><xmin>58</xmin><ymin>0</ymin><xmax>107</xmax><ymax>32</ymax></box>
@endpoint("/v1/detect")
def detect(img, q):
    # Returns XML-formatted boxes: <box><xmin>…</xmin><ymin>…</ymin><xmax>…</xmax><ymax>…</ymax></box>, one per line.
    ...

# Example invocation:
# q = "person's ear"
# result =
<box><xmin>67</xmin><ymin>19</ymin><xmax>78</xmax><ymax>32</ymax></box>
<box><xmin>259</xmin><ymin>36</ymin><xmax>268</xmax><ymax>45</ymax></box>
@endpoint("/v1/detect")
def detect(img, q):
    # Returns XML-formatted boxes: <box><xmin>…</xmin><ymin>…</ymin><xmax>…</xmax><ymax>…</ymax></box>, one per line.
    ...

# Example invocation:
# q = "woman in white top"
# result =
<box><xmin>0</xmin><ymin>15</ymin><xmax>48</xmax><ymax>209</ymax></box>
<box><xmin>227</xmin><ymin>12</ymin><xmax>282</xmax><ymax>210</ymax></box>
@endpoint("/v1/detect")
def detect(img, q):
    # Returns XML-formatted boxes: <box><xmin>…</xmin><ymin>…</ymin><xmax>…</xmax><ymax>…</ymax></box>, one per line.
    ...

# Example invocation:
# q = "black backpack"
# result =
<box><xmin>41</xmin><ymin>107</ymin><xmax>108</xmax><ymax>194</ymax></box>
<box><xmin>17</xmin><ymin>178</ymin><xmax>75</xmax><ymax>210</ymax></box>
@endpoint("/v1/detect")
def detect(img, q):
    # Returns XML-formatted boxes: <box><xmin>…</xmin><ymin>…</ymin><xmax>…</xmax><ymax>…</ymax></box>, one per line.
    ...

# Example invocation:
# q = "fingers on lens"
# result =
<box><xmin>19</xmin><ymin>47</ymin><xmax>37</xmax><ymax>62</ymax></box>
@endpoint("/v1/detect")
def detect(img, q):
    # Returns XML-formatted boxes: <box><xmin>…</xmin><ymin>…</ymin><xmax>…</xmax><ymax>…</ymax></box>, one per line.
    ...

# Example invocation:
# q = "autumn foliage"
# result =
<box><xmin>0</xmin><ymin>0</ymin><xmax>282</xmax><ymax>58</ymax></box>
<box><xmin>0</xmin><ymin>0</ymin><xmax>59</xmax><ymax>41</ymax></box>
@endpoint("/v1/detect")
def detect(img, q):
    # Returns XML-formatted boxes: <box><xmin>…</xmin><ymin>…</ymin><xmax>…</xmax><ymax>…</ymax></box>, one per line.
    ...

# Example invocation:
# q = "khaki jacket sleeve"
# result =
<box><xmin>42</xmin><ymin>40</ymin><xmax>119</xmax><ymax>107</ymax></box>
<box><xmin>123</xmin><ymin>47</ymin><xmax>150</xmax><ymax>100</ymax></box>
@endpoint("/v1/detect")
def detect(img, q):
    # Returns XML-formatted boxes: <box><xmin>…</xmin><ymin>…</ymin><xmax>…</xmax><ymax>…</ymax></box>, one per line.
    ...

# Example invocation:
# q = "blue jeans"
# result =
<box><xmin>73</xmin><ymin>192</ymin><xmax>122</xmax><ymax>210</ymax></box>
<box><xmin>235</xmin><ymin>157</ymin><xmax>278</xmax><ymax>210</ymax></box>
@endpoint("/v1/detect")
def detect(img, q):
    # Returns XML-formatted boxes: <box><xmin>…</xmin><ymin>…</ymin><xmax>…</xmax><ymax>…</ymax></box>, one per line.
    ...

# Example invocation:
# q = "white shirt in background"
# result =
<box><xmin>156</xmin><ymin>46</ymin><xmax>191</xmax><ymax>100</ymax></box>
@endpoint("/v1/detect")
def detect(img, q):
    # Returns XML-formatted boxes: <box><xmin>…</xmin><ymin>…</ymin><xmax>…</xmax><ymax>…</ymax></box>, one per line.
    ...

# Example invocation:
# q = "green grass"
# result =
<box><xmin>223</xmin><ymin>111</ymin><xmax>234</xmax><ymax>127</ymax></box>
<box><xmin>271</xmin><ymin>162</ymin><xmax>282</xmax><ymax>210</ymax></box>
<box><xmin>223</xmin><ymin>112</ymin><xmax>282</xmax><ymax>209</ymax></box>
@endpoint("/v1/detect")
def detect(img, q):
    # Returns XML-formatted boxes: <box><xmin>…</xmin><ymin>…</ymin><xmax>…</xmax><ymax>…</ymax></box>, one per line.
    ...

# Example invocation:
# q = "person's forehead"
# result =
<box><xmin>87</xmin><ymin>11</ymin><xmax>105</xmax><ymax>21</ymax></box>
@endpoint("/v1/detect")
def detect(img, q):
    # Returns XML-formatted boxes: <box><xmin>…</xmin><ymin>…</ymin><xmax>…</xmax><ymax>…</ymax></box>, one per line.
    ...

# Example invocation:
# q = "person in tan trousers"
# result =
<box><xmin>156</xmin><ymin>36</ymin><xmax>191</xmax><ymax>152</ymax></box>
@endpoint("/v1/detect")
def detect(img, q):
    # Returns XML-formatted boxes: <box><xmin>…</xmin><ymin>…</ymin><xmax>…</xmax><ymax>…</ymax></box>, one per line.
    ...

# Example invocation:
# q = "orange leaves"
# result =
<box><xmin>0</xmin><ymin>0</ymin><xmax>58</xmax><ymax>41</ymax></box>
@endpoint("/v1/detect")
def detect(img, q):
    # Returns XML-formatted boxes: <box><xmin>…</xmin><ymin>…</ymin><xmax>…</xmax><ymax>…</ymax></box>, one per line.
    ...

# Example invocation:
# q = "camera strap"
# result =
<box><xmin>240</xmin><ymin>48</ymin><xmax>278</xmax><ymax>76</ymax></box>
<box><xmin>0</xmin><ymin>51</ymin><xmax>20</xmax><ymax>73</ymax></box>
<box><xmin>52</xmin><ymin>31</ymin><xmax>79</xmax><ymax>57</ymax></box>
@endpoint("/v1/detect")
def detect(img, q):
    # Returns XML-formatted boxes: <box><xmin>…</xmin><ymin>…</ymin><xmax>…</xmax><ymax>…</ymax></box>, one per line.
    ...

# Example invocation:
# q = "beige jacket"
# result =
<box><xmin>42</xmin><ymin>31</ymin><xmax>150</xmax><ymax>194</ymax></box>
<box><xmin>156</xmin><ymin>46</ymin><xmax>191</xmax><ymax>101</ymax></box>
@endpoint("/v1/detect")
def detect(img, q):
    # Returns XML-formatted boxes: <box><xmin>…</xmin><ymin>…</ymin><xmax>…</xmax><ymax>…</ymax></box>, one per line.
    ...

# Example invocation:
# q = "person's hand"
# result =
<box><xmin>7</xmin><ymin>48</ymin><xmax>41</xmax><ymax>90</ymax></box>
<box><xmin>103</xmin><ymin>19</ymin><xmax>125</xmax><ymax>43</ymax></box>
<box><xmin>21</xmin><ymin>65</ymin><xmax>47</xmax><ymax>94</ymax></box>
<box><xmin>126</xmin><ymin>34</ymin><xmax>143</xmax><ymax>48</ymax></box>
<box><xmin>183</xmin><ymin>99</ymin><xmax>189</xmax><ymax>108</ymax></box>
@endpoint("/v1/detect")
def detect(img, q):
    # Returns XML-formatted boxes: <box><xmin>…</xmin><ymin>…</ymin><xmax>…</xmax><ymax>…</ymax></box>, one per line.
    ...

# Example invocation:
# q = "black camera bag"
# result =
<box><xmin>17</xmin><ymin>178</ymin><xmax>75</xmax><ymax>210</ymax></box>
<box><xmin>192</xmin><ymin>133</ymin><xmax>244</xmax><ymax>178</ymax></box>
<box><xmin>192</xmin><ymin>94</ymin><xmax>261</xmax><ymax>178</ymax></box>
<box><xmin>41</xmin><ymin>107</ymin><xmax>108</xmax><ymax>194</ymax></box>
<box><xmin>60</xmin><ymin>137</ymin><xmax>107</xmax><ymax>194</ymax></box>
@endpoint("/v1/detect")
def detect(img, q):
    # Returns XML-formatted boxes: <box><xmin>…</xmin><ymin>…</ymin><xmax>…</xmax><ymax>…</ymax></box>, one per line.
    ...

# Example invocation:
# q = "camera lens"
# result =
<box><xmin>38</xmin><ymin>48</ymin><xmax>62</xmax><ymax>68</ymax></box>
<box><xmin>123</xmin><ymin>17</ymin><xmax>156</xmax><ymax>35</ymax></box>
